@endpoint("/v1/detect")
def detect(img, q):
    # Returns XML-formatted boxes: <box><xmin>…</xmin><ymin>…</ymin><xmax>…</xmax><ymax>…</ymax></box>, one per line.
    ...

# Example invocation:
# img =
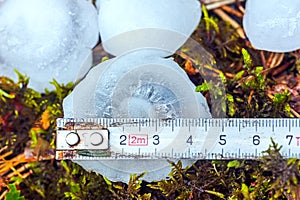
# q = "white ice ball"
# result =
<box><xmin>243</xmin><ymin>0</ymin><xmax>300</xmax><ymax>52</ymax></box>
<box><xmin>0</xmin><ymin>0</ymin><xmax>99</xmax><ymax>92</ymax></box>
<box><xmin>97</xmin><ymin>0</ymin><xmax>201</xmax><ymax>56</ymax></box>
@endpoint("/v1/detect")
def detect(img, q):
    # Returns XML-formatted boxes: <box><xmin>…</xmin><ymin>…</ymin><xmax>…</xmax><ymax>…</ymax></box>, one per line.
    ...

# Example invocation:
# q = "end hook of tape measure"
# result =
<box><xmin>56</xmin><ymin>118</ymin><xmax>110</xmax><ymax>160</ymax></box>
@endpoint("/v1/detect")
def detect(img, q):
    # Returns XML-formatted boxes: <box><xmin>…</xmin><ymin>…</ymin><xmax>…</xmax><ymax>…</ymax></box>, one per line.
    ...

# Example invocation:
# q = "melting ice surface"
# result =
<box><xmin>243</xmin><ymin>0</ymin><xmax>300</xmax><ymax>52</ymax></box>
<box><xmin>63</xmin><ymin>50</ymin><xmax>212</xmax><ymax>182</ymax></box>
<box><xmin>127</xmin><ymin>84</ymin><xmax>181</xmax><ymax>118</ymax></box>
<box><xmin>93</xmin><ymin>50</ymin><xmax>210</xmax><ymax>120</ymax></box>
<box><xmin>96</xmin><ymin>0</ymin><xmax>201</xmax><ymax>56</ymax></box>
<box><xmin>0</xmin><ymin>0</ymin><xmax>98</xmax><ymax>91</ymax></box>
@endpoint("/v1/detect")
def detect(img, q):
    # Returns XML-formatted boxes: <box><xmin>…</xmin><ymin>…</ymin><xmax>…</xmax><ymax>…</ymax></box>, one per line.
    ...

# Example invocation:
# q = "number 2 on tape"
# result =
<box><xmin>120</xmin><ymin>134</ymin><xmax>160</xmax><ymax>146</ymax></box>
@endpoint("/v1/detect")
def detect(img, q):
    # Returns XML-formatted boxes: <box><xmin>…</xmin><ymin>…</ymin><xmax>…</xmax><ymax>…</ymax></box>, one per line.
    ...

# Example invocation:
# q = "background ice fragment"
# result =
<box><xmin>63</xmin><ymin>50</ymin><xmax>212</xmax><ymax>182</ymax></box>
<box><xmin>0</xmin><ymin>0</ymin><xmax>98</xmax><ymax>91</ymax></box>
<box><xmin>243</xmin><ymin>0</ymin><xmax>300</xmax><ymax>52</ymax></box>
<box><xmin>97</xmin><ymin>0</ymin><xmax>201</xmax><ymax>56</ymax></box>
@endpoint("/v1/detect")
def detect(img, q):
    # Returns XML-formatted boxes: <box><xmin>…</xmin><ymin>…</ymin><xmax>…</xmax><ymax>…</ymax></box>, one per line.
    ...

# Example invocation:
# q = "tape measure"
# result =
<box><xmin>56</xmin><ymin>118</ymin><xmax>300</xmax><ymax>160</ymax></box>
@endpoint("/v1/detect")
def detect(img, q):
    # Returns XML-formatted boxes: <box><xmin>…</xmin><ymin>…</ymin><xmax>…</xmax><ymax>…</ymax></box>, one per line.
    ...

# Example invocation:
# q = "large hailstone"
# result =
<box><xmin>63</xmin><ymin>50</ymin><xmax>212</xmax><ymax>182</ymax></box>
<box><xmin>0</xmin><ymin>0</ymin><xmax>98</xmax><ymax>92</ymax></box>
<box><xmin>243</xmin><ymin>0</ymin><xmax>300</xmax><ymax>52</ymax></box>
<box><xmin>96</xmin><ymin>0</ymin><xmax>201</xmax><ymax>56</ymax></box>
<box><xmin>63</xmin><ymin>0</ymin><xmax>211</xmax><ymax>182</ymax></box>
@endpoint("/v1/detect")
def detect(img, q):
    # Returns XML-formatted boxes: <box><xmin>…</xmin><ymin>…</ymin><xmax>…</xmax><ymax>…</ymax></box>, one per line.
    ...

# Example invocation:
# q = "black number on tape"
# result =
<box><xmin>219</xmin><ymin>135</ymin><xmax>227</xmax><ymax>145</ymax></box>
<box><xmin>120</xmin><ymin>135</ymin><xmax>127</xmax><ymax>145</ymax></box>
<box><xmin>286</xmin><ymin>135</ymin><xmax>293</xmax><ymax>145</ymax></box>
<box><xmin>187</xmin><ymin>135</ymin><xmax>193</xmax><ymax>145</ymax></box>
<box><xmin>153</xmin><ymin>135</ymin><xmax>160</xmax><ymax>145</ymax></box>
<box><xmin>253</xmin><ymin>135</ymin><xmax>260</xmax><ymax>146</ymax></box>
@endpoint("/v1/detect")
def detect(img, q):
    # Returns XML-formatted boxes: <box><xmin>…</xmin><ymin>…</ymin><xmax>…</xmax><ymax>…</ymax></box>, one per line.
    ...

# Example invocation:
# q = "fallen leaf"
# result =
<box><xmin>184</xmin><ymin>60</ymin><xmax>197</xmax><ymax>75</ymax></box>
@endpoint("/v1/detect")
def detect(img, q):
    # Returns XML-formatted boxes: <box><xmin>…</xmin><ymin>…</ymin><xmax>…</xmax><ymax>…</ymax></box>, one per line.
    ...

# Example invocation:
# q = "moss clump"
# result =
<box><xmin>1</xmin><ymin>2</ymin><xmax>300</xmax><ymax>199</ymax></box>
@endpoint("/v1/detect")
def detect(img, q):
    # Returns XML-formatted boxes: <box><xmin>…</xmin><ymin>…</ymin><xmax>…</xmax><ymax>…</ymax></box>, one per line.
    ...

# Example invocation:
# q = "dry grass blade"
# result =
<box><xmin>0</xmin><ymin>153</ymin><xmax>27</xmax><ymax>175</ymax></box>
<box><xmin>0</xmin><ymin>150</ymin><xmax>32</xmax><ymax>200</ymax></box>
<box><xmin>213</xmin><ymin>8</ymin><xmax>246</xmax><ymax>39</ymax></box>
<box><xmin>221</xmin><ymin>5</ymin><xmax>243</xmax><ymax>18</ymax></box>
<box><xmin>290</xmin><ymin>108</ymin><xmax>300</xmax><ymax>118</ymax></box>
<box><xmin>0</xmin><ymin>151</ymin><xmax>12</xmax><ymax>165</ymax></box>
<box><xmin>203</xmin><ymin>0</ymin><xmax>245</xmax><ymax>10</ymax></box>
<box><xmin>0</xmin><ymin>190</ymin><xmax>7</xmax><ymax>200</ymax></box>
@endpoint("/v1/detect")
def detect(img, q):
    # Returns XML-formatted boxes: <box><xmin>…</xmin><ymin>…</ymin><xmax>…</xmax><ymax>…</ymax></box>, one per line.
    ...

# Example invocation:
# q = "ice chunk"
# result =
<box><xmin>97</xmin><ymin>0</ymin><xmax>201</xmax><ymax>56</ymax></box>
<box><xmin>94</xmin><ymin>50</ymin><xmax>210</xmax><ymax>119</ymax></box>
<box><xmin>63</xmin><ymin>58</ymin><xmax>113</xmax><ymax>118</ymax></box>
<box><xmin>63</xmin><ymin>49</ymin><xmax>211</xmax><ymax>182</ymax></box>
<box><xmin>0</xmin><ymin>0</ymin><xmax>98</xmax><ymax>92</ymax></box>
<box><xmin>243</xmin><ymin>0</ymin><xmax>300</xmax><ymax>52</ymax></box>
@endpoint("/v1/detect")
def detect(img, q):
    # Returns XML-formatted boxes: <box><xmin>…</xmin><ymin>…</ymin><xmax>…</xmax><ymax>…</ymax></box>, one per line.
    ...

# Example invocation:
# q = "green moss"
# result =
<box><xmin>1</xmin><ymin>2</ymin><xmax>299</xmax><ymax>199</ymax></box>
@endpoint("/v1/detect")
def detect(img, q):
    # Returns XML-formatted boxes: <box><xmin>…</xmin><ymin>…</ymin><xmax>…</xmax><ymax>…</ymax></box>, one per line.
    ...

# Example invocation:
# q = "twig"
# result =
<box><xmin>225</xmin><ymin>72</ymin><xmax>235</xmax><ymax>78</ymax></box>
<box><xmin>266</xmin><ymin>52</ymin><xmax>275</xmax><ymax>68</ymax></box>
<box><xmin>221</xmin><ymin>5</ymin><xmax>243</xmax><ymax>18</ymax></box>
<box><xmin>0</xmin><ymin>151</ymin><xmax>12</xmax><ymax>164</ymax></box>
<box><xmin>260</xmin><ymin>51</ymin><xmax>267</xmax><ymax>68</ymax></box>
<box><xmin>213</xmin><ymin>8</ymin><xmax>246</xmax><ymax>39</ymax></box>
<box><xmin>236</xmin><ymin>0</ymin><xmax>245</xmax><ymax>14</ymax></box>
<box><xmin>248</xmin><ymin>90</ymin><xmax>254</xmax><ymax>104</ymax></box>
<box><xmin>262</xmin><ymin>53</ymin><xmax>285</xmax><ymax>75</ymax></box>
<box><xmin>0</xmin><ymin>147</ymin><xmax>8</xmax><ymax>154</ymax></box>
<box><xmin>290</xmin><ymin>107</ymin><xmax>300</xmax><ymax>118</ymax></box>
<box><xmin>6</xmin><ymin>164</ymin><xmax>31</xmax><ymax>179</ymax></box>
<box><xmin>204</xmin><ymin>0</ymin><xmax>245</xmax><ymax>10</ymax></box>
<box><xmin>0</xmin><ymin>190</ymin><xmax>7</xmax><ymax>200</ymax></box>
<box><xmin>271</xmin><ymin>60</ymin><xmax>292</xmax><ymax>77</ymax></box>
<box><xmin>270</xmin><ymin>53</ymin><xmax>284</xmax><ymax>69</ymax></box>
